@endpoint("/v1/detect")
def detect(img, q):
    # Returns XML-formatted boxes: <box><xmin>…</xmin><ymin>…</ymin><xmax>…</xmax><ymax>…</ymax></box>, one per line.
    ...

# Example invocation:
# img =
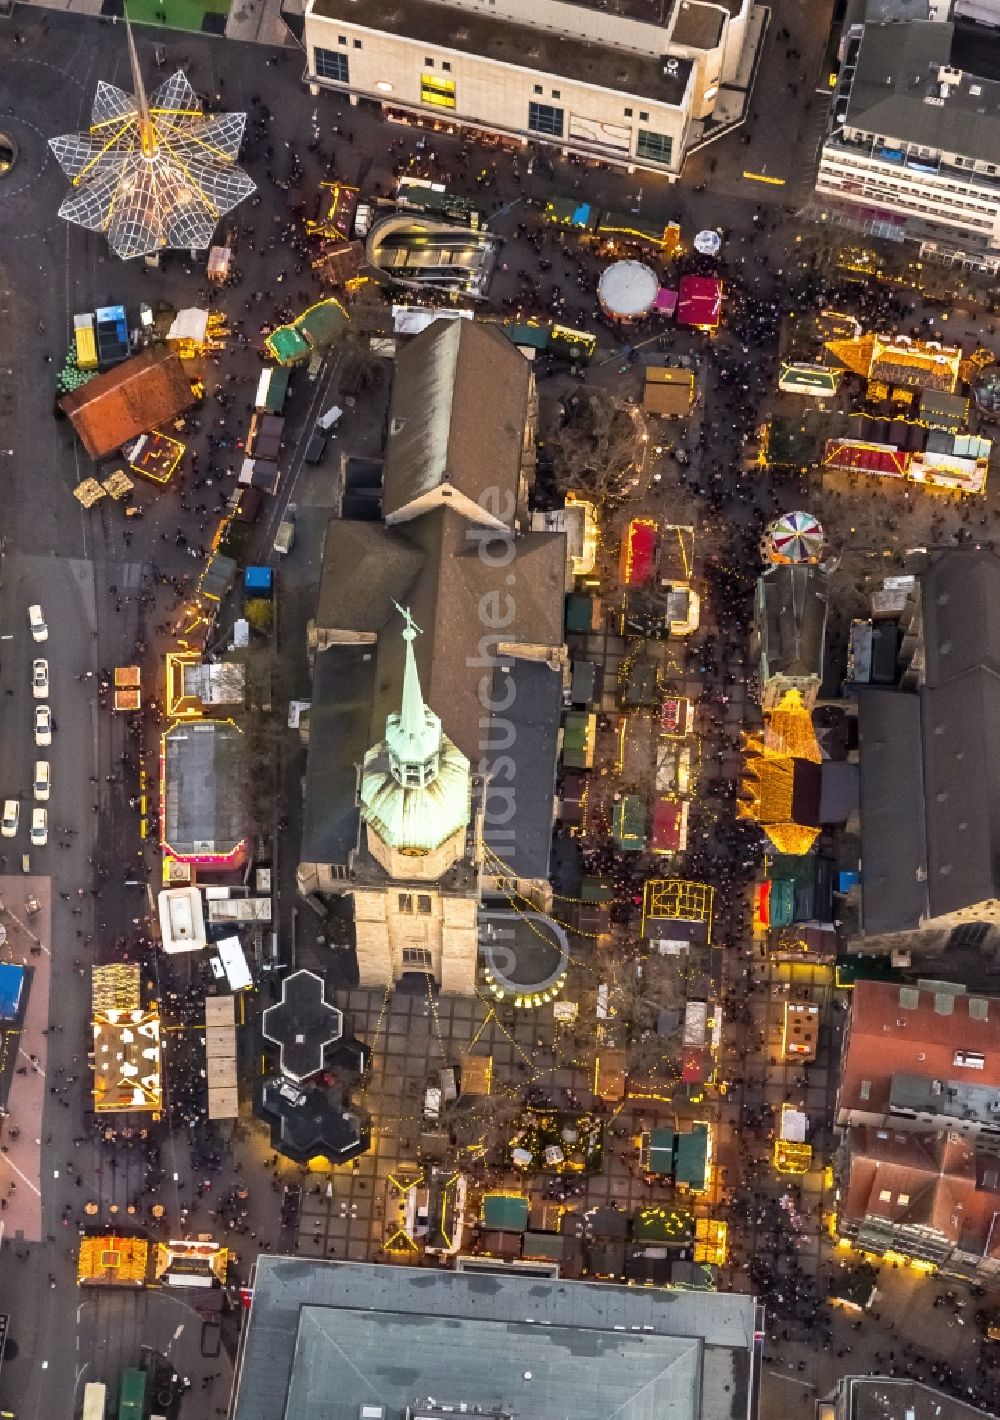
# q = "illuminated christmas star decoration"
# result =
<box><xmin>49</xmin><ymin>17</ymin><xmax>255</xmax><ymax>260</ymax></box>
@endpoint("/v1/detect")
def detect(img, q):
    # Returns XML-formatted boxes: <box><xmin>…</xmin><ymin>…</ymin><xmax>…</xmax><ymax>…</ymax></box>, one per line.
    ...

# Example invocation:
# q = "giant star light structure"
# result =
<box><xmin>49</xmin><ymin>20</ymin><xmax>255</xmax><ymax>261</ymax></box>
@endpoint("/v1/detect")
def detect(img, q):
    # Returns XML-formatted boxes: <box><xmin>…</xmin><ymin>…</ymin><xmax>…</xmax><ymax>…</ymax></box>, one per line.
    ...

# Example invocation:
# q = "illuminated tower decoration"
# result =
<box><xmin>737</xmin><ymin>689</ymin><xmax>822</xmax><ymax>856</ymax></box>
<box><xmin>353</xmin><ymin>606</ymin><xmax>478</xmax><ymax>994</ymax></box>
<box><xmin>49</xmin><ymin>14</ymin><xmax>255</xmax><ymax>261</ymax></box>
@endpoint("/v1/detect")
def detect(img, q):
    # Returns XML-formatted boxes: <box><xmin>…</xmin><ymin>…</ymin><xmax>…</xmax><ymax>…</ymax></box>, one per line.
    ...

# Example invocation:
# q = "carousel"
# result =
<box><xmin>761</xmin><ymin>510</ymin><xmax>824</xmax><ymax>565</ymax></box>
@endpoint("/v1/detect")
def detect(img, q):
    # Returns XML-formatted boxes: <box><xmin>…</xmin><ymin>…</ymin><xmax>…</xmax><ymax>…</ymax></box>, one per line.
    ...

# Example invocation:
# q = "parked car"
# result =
<box><xmin>273</xmin><ymin>503</ymin><xmax>297</xmax><ymax>556</ymax></box>
<box><xmin>33</xmin><ymin>761</ymin><xmax>50</xmax><ymax>802</ymax></box>
<box><xmin>27</xmin><ymin>604</ymin><xmax>47</xmax><ymax>642</ymax></box>
<box><xmin>31</xmin><ymin>659</ymin><xmax>49</xmax><ymax>699</ymax></box>
<box><xmin>34</xmin><ymin>705</ymin><xmax>52</xmax><ymax>746</ymax></box>
<box><xmin>30</xmin><ymin>808</ymin><xmax>47</xmax><ymax>847</ymax></box>
<box><xmin>1</xmin><ymin>800</ymin><xmax>18</xmax><ymax>838</ymax></box>
<box><xmin>304</xmin><ymin>432</ymin><xmax>327</xmax><ymax>465</ymax></box>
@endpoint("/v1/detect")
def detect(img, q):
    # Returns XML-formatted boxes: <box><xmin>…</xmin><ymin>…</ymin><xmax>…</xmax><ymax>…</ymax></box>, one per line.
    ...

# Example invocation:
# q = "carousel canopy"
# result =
<box><xmin>765</xmin><ymin>511</ymin><xmax>824</xmax><ymax>565</ymax></box>
<box><xmin>49</xmin><ymin>22</ymin><xmax>254</xmax><ymax>261</ymax></box>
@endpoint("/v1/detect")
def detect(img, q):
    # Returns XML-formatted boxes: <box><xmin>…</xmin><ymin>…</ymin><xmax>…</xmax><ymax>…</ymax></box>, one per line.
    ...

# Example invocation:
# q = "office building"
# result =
<box><xmin>816</xmin><ymin>19</ymin><xmax>1000</xmax><ymax>270</ymax></box>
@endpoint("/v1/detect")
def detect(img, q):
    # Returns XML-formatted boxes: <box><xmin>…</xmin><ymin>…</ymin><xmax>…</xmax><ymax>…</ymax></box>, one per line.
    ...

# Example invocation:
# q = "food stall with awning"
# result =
<box><xmin>652</xmin><ymin>795</ymin><xmax>688</xmax><ymax>854</ymax></box>
<box><xmin>113</xmin><ymin>666</ymin><xmax>141</xmax><ymax>712</ymax></box>
<box><xmin>676</xmin><ymin>275</ymin><xmax>722</xmax><ymax>332</ymax></box>
<box><xmin>254</xmin><ymin>366</ymin><xmax>289</xmax><ymax>415</ymax></box>
<box><xmin>612</xmin><ymin>794</ymin><xmax>646</xmax><ymax>852</ymax></box>
<box><xmin>620</xmin><ymin>517</ymin><xmax>658</xmax><ymax>586</ymax></box>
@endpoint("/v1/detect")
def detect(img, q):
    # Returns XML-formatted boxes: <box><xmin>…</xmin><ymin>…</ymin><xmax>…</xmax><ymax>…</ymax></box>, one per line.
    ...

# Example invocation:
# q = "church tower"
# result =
<box><xmin>352</xmin><ymin>608</ymin><xmax>479</xmax><ymax>994</ymax></box>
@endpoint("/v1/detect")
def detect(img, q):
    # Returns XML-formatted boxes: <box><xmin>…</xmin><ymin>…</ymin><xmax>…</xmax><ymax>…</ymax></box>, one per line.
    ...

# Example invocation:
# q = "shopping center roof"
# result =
<box><xmin>235</xmin><ymin>1259</ymin><xmax>758</xmax><ymax>1420</ymax></box>
<box><xmin>309</xmin><ymin>0</ymin><xmax>694</xmax><ymax>106</ymax></box>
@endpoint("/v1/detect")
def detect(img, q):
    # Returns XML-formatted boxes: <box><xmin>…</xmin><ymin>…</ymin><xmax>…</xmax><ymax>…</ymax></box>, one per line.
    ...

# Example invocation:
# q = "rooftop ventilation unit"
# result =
<box><xmin>935</xmin><ymin>992</ymin><xmax>956</xmax><ymax>1014</ymax></box>
<box><xmin>970</xmin><ymin>997</ymin><xmax>989</xmax><ymax>1021</ymax></box>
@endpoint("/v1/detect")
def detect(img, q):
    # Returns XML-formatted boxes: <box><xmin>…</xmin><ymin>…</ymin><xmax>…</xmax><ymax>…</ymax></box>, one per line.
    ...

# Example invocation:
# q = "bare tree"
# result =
<box><xmin>547</xmin><ymin>388</ymin><xmax>644</xmax><ymax>504</ymax></box>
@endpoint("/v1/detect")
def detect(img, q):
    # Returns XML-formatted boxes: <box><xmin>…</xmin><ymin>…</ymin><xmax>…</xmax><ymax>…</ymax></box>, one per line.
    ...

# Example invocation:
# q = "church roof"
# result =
<box><xmin>381</xmin><ymin>319</ymin><xmax>531</xmax><ymax>525</ymax></box>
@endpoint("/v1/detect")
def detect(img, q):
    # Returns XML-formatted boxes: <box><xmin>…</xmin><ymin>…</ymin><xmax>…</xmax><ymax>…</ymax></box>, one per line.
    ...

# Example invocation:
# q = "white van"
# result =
<box><xmin>33</xmin><ymin>761</ymin><xmax>50</xmax><ymax>802</ymax></box>
<box><xmin>27</xmin><ymin>604</ymin><xmax>47</xmax><ymax>642</ymax></box>
<box><xmin>316</xmin><ymin>404</ymin><xmax>343</xmax><ymax>432</ymax></box>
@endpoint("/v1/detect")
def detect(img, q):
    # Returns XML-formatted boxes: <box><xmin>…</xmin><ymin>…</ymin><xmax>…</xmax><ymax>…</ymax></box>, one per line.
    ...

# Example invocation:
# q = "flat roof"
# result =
<box><xmin>308</xmin><ymin>0</ymin><xmax>694</xmax><ymax>106</ymax></box>
<box><xmin>671</xmin><ymin>0</ymin><xmax>726</xmax><ymax>49</ymax></box>
<box><xmin>844</xmin><ymin>1377</ymin><xmax>999</xmax><ymax>1420</ymax></box>
<box><xmin>841</xmin><ymin>22</ymin><xmax>1000</xmax><ymax>165</ymax></box>
<box><xmin>162</xmin><ymin>720</ymin><xmax>245</xmax><ymax>858</ymax></box>
<box><xmin>235</xmin><ymin>1259</ymin><xmax>757</xmax><ymax>1420</ymax></box>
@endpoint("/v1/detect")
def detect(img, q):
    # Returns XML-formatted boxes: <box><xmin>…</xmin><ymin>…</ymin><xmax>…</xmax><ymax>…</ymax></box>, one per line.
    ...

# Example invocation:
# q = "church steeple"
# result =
<box><xmin>360</xmin><ymin>604</ymin><xmax>472</xmax><ymax>869</ymax></box>
<box><xmin>385</xmin><ymin>605</ymin><xmax>442</xmax><ymax>790</ymax></box>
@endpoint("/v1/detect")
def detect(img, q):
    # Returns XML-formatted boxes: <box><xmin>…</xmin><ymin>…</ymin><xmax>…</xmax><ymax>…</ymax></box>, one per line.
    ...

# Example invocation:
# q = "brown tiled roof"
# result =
<box><xmin>838</xmin><ymin>980</ymin><xmax>1000</xmax><ymax>1119</ymax></box>
<box><xmin>381</xmin><ymin>320</ymin><xmax>531</xmax><ymax>525</ymax></box>
<box><xmin>370</xmin><ymin>505</ymin><xmax>566</xmax><ymax>760</ymax></box>
<box><xmin>843</xmin><ymin>1125</ymin><xmax>1000</xmax><ymax>1256</ymax></box>
<box><xmin>60</xmin><ymin>347</ymin><xmax>195</xmax><ymax>459</ymax></box>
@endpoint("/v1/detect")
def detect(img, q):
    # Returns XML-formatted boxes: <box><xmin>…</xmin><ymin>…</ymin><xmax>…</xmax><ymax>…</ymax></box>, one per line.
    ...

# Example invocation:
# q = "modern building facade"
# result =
<box><xmin>301</xmin><ymin>0</ymin><xmax>759</xmax><ymax>178</ymax></box>
<box><xmin>816</xmin><ymin>19</ymin><xmax>1000</xmax><ymax>270</ymax></box>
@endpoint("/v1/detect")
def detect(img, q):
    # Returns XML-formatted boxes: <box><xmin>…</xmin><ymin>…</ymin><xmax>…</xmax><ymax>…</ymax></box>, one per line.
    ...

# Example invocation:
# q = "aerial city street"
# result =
<box><xmin>3</xmin><ymin>0</ymin><xmax>1000</xmax><ymax>1418</ymax></box>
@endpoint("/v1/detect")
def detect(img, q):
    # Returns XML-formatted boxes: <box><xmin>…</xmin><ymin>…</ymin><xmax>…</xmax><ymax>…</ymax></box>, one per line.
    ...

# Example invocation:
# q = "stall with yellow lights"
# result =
<box><xmin>92</xmin><ymin>962</ymin><xmax>162</xmax><ymax>1116</ymax></box>
<box><xmin>154</xmin><ymin>1237</ymin><xmax>229</xmax><ymax>1289</ymax></box>
<box><xmin>127</xmin><ymin>430</ymin><xmax>185</xmax><ymax>486</ymax></box>
<box><xmin>738</xmin><ymin>689</ymin><xmax>822</xmax><ymax>855</ymax></box>
<box><xmin>774</xmin><ymin>1104</ymin><xmax>813</xmax><ymax>1174</ymax></box>
<box><xmin>510</xmin><ymin>1109</ymin><xmax>604</xmax><ymax>1174</ymax></box>
<box><xmin>113</xmin><ymin>666</ymin><xmax>141</xmax><ymax>712</ymax></box>
<box><xmin>166</xmin><ymin>308</ymin><xmax>230</xmax><ymax>361</ymax></box>
<box><xmin>77</xmin><ymin>1233</ymin><xmax>148</xmax><ymax>1287</ymax></box>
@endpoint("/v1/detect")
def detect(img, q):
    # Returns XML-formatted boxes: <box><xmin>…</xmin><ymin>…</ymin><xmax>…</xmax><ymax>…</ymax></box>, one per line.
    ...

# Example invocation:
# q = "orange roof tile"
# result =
<box><xmin>838</xmin><ymin>980</ymin><xmax>1000</xmax><ymax>1120</ymax></box>
<box><xmin>843</xmin><ymin>1125</ymin><xmax>1000</xmax><ymax>1256</ymax></box>
<box><xmin>60</xmin><ymin>347</ymin><xmax>195</xmax><ymax>460</ymax></box>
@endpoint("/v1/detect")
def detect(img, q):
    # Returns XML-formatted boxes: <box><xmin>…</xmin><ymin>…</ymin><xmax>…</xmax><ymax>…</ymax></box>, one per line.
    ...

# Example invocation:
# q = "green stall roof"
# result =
<box><xmin>675</xmin><ymin>1123</ymin><xmax>709</xmax><ymax>1189</ymax></box>
<box><xmin>482</xmin><ymin>1194</ymin><xmax>529</xmax><ymax>1232</ymax></box>
<box><xmin>613</xmin><ymin>794</ymin><xmax>646</xmax><ymax>852</ymax></box>
<box><xmin>645</xmin><ymin>1126</ymin><xmax>675</xmax><ymax>1175</ymax></box>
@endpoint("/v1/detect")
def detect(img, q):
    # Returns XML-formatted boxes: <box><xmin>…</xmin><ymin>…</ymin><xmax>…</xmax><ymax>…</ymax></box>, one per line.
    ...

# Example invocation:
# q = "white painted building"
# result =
<box><xmin>815</xmin><ymin>19</ymin><xmax>1000</xmax><ymax>270</ymax></box>
<box><xmin>301</xmin><ymin>0</ymin><xmax>758</xmax><ymax>177</ymax></box>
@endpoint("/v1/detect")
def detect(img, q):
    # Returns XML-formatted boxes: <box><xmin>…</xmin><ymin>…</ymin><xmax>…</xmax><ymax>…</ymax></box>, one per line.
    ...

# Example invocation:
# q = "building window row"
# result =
<box><xmin>636</xmin><ymin>128</ymin><xmax>673</xmax><ymax>164</ymax></box>
<box><xmin>821</xmin><ymin>157</ymin><xmax>997</xmax><ymax>215</ymax></box>
<box><xmin>315</xmin><ymin>46</ymin><xmax>349</xmax><ymax>83</ymax></box>
<box><xmin>421</xmin><ymin>74</ymin><xmax>457</xmax><ymax>109</ymax></box>
<box><xmin>825</xmin><ymin>151</ymin><xmax>997</xmax><ymax>207</ymax></box>
<box><xmin>312</xmin><ymin>55</ymin><xmax>672</xmax><ymax>165</ymax></box>
<box><xmin>528</xmin><ymin>101</ymin><xmax>564</xmax><ymax>137</ymax></box>
<box><xmin>398</xmin><ymin>893</ymin><xmax>433</xmax><ymax>915</ymax></box>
